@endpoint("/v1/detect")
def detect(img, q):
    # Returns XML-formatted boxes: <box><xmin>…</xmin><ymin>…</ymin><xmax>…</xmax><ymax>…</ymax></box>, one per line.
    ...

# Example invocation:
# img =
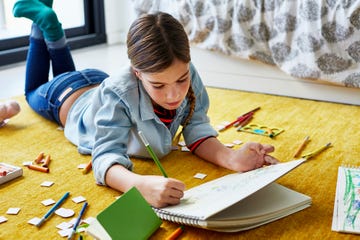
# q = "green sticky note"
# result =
<box><xmin>96</xmin><ymin>187</ymin><xmax>162</xmax><ymax>240</ymax></box>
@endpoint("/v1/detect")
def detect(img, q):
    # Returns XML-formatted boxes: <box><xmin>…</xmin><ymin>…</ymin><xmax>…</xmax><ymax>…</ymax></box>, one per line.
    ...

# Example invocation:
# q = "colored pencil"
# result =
<box><xmin>138</xmin><ymin>131</ymin><xmax>168</xmax><ymax>177</ymax></box>
<box><xmin>36</xmin><ymin>192</ymin><xmax>70</xmax><ymax>227</ymax></box>
<box><xmin>166</xmin><ymin>226</ymin><xmax>184</xmax><ymax>240</ymax></box>
<box><xmin>218</xmin><ymin>107</ymin><xmax>260</xmax><ymax>131</ymax></box>
<box><xmin>68</xmin><ymin>201</ymin><xmax>88</xmax><ymax>240</ymax></box>
<box><xmin>293</xmin><ymin>136</ymin><xmax>310</xmax><ymax>158</ymax></box>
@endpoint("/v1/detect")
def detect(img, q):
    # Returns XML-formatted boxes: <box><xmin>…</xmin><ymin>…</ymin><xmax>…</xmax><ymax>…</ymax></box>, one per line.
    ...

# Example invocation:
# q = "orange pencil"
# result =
<box><xmin>82</xmin><ymin>160</ymin><xmax>92</xmax><ymax>174</ymax></box>
<box><xmin>293</xmin><ymin>136</ymin><xmax>310</xmax><ymax>158</ymax></box>
<box><xmin>166</xmin><ymin>226</ymin><xmax>184</xmax><ymax>240</ymax></box>
<box><xmin>28</xmin><ymin>164</ymin><xmax>49</xmax><ymax>173</ymax></box>
<box><xmin>42</xmin><ymin>155</ymin><xmax>51</xmax><ymax>168</ymax></box>
<box><xmin>35</xmin><ymin>152</ymin><xmax>45</xmax><ymax>164</ymax></box>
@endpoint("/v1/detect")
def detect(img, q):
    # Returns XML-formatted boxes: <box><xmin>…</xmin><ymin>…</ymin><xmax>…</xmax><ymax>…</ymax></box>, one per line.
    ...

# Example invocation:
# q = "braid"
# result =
<box><xmin>183</xmin><ymin>85</ymin><xmax>196</xmax><ymax>129</ymax></box>
<box><xmin>173</xmin><ymin>85</ymin><xmax>196</xmax><ymax>145</ymax></box>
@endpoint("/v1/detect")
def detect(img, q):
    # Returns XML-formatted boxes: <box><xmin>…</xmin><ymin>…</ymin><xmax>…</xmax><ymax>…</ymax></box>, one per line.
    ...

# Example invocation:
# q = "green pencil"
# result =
<box><xmin>138</xmin><ymin>131</ymin><xmax>168</xmax><ymax>178</ymax></box>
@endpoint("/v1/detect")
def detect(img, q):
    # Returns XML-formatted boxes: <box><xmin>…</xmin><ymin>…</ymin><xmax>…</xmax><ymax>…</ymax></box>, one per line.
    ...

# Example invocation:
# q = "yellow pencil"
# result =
<box><xmin>301</xmin><ymin>142</ymin><xmax>332</xmax><ymax>160</ymax></box>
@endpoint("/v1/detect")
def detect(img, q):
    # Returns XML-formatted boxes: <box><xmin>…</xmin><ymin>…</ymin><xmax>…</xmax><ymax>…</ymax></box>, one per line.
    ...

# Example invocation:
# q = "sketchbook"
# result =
<box><xmin>153</xmin><ymin>159</ymin><xmax>312</xmax><ymax>232</ymax></box>
<box><xmin>332</xmin><ymin>166</ymin><xmax>360</xmax><ymax>234</ymax></box>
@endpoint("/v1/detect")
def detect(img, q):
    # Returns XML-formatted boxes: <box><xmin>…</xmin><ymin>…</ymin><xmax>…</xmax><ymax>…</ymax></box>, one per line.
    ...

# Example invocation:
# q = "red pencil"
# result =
<box><xmin>233</xmin><ymin>111</ymin><xmax>254</xmax><ymax>127</ymax></box>
<box><xmin>218</xmin><ymin>107</ymin><xmax>260</xmax><ymax>132</ymax></box>
<box><xmin>236</xmin><ymin>114</ymin><xmax>253</xmax><ymax>131</ymax></box>
<box><xmin>218</xmin><ymin>117</ymin><xmax>243</xmax><ymax>132</ymax></box>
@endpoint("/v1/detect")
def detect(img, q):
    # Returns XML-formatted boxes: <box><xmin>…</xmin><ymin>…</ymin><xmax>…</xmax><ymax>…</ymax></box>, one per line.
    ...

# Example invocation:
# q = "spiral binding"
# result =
<box><xmin>153</xmin><ymin>208</ymin><xmax>203</xmax><ymax>226</ymax></box>
<box><xmin>341</xmin><ymin>164</ymin><xmax>360</xmax><ymax>169</ymax></box>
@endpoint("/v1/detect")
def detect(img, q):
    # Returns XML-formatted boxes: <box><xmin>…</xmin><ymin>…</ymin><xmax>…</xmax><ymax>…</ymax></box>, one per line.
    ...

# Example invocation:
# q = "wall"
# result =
<box><xmin>104</xmin><ymin>0</ymin><xmax>136</xmax><ymax>45</ymax></box>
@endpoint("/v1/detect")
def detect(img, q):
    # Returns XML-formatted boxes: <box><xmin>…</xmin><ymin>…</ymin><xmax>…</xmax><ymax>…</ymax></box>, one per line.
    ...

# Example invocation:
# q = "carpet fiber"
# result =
<box><xmin>1</xmin><ymin>87</ymin><xmax>359</xmax><ymax>239</ymax></box>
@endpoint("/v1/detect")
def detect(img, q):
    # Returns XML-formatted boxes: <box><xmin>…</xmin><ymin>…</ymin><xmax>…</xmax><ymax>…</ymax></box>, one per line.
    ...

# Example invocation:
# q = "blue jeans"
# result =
<box><xmin>25</xmin><ymin>37</ymin><xmax>109</xmax><ymax>125</ymax></box>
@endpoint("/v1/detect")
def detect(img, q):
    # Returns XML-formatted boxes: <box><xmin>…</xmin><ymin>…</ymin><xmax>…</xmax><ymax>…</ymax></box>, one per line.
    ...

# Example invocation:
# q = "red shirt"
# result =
<box><xmin>152</xmin><ymin>103</ymin><xmax>212</xmax><ymax>152</ymax></box>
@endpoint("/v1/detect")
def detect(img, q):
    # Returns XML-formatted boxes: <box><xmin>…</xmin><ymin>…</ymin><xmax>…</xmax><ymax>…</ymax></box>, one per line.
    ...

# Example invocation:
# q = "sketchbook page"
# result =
<box><xmin>207</xmin><ymin>202</ymin><xmax>311</xmax><ymax>233</ymax></box>
<box><xmin>333</xmin><ymin>166</ymin><xmax>360</xmax><ymax>234</ymax></box>
<box><xmin>86</xmin><ymin>218</ymin><xmax>111</xmax><ymax>240</ymax></box>
<box><xmin>206</xmin><ymin>183</ymin><xmax>312</xmax><ymax>227</ymax></box>
<box><xmin>157</xmin><ymin>159</ymin><xmax>305</xmax><ymax>220</ymax></box>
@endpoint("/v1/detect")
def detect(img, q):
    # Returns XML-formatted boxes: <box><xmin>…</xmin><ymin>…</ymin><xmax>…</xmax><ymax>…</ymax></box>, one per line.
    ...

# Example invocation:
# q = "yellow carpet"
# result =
<box><xmin>0</xmin><ymin>87</ymin><xmax>359</xmax><ymax>240</ymax></box>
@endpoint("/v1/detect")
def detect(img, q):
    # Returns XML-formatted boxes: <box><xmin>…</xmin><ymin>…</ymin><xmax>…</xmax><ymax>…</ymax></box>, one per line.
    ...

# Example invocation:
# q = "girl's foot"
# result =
<box><xmin>0</xmin><ymin>101</ymin><xmax>21</xmax><ymax>123</ymax></box>
<box><xmin>13</xmin><ymin>0</ymin><xmax>63</xmax><ymax>41</ymax></box>
<box><xmin>39</xmin><ymin>0</ymin><xmax>53</xmax><ymax>7</ymax></box>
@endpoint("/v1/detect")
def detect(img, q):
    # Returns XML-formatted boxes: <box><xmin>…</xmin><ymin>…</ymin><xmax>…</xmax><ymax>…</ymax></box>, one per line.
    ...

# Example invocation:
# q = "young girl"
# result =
<box><xmin>13</xmin><ymin>0</ymin><xmax>278</xmax><ymax>208</ymax></box>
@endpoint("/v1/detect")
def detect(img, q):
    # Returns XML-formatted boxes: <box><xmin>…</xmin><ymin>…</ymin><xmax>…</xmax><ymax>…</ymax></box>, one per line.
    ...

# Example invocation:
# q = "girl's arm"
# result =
<box><xmin>105</xmin><ymin>164</ymin><xmax>185</xmax><ymax>208</ymax></box>
<box><xmin>193</xmin><ymin>137</ymin><xmax>278</xmax><ymax>172</ymax></box>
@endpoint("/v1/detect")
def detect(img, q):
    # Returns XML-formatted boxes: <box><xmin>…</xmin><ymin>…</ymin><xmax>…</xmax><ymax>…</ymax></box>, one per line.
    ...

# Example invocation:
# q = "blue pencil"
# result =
<box><xmin>68</xmin><ymin>201</ymin><xmax>88</xmax><ymax>240</ymax></box>
<box><xmin>36</xmin><ymin>191</ymin><xmax>70</xmax><ymax>227</ymax></box>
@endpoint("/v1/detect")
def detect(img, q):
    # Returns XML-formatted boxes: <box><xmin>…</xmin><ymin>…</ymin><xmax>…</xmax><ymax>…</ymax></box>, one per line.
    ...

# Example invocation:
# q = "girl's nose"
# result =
<box><xmin>166</xmin><ymin>86</ymin><xmax>179</xmax><ymax>100</ymax></box>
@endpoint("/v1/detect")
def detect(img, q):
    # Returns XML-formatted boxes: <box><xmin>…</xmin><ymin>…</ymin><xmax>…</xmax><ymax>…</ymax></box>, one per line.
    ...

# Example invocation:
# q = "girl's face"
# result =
<box><xmin>136</xmin><ymin>59</ymin><xmax>190</xmax><ymax>110</ymax></box>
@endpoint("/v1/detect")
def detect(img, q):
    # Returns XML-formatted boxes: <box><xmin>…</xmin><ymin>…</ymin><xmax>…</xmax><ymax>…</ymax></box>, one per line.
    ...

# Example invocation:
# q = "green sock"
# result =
<box><xmin>13</xmin><ymin>0</ymin><xmax>63</xmax><ymax>41</ymax></box>
<box><xmin>39</xmin><ymin>0</ymin><xmax>53</xmax><ymax>7</ymax></box>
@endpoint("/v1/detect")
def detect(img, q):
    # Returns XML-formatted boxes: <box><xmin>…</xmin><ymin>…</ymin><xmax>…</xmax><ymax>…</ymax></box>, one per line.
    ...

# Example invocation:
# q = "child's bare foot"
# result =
<box><xmin>0</xmin><ymin>100</ymin><xmax>21</xmax><ymax>123</ymax></box>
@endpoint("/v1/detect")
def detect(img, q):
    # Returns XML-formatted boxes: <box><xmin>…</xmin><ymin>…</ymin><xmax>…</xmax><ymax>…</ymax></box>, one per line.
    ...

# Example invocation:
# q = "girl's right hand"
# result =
<box><xmin>136</xmin><ymin>175</ymin><xmax>185</xmax><ymax>208</ymax></box>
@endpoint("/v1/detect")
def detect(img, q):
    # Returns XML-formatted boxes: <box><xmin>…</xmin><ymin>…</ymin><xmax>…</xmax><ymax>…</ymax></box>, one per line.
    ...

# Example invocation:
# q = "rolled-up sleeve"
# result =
<box><xmin>91</xmin><ymin>84</ymin><xmax>134</xmax><ymax>185</ymax></box>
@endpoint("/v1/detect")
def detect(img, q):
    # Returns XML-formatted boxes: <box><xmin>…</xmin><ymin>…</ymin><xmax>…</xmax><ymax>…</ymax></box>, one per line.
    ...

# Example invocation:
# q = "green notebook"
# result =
<box><xmin>87</xmin><ymin>187</ymin><xmax>162</xmax><ymax>240</ymax></box>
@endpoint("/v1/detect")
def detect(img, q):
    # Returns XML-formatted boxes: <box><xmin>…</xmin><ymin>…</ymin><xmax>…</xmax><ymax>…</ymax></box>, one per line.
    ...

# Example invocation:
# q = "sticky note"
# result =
<box><xmin>233</xmin><ymin>140</ymin><xmax>243</xmax><ymax>145</ymax></box>
<box><xmin>224</xmin><ymin>143</ymin><xmax>234</xmax><ymax>148</ymax></box>
<box><xmin>6</xmin><ymin>208</ymin><xmax>20</xmax><ymax>215</ymax></box>
<box><xmin>41</xmin><ymin>181</ymin><xmax>54</xmax><ymax>187</ymax></box>
<box><xmin>72</xmin><ymin>196</ymin><xmax>86</xmax><ymax>203</ymax></box>
<box><xmin>42</xmin><ymin>199</ymin><xmax>56</xmax><ymax>206</ymax></box>
<box><xmin>0</xmin><ymin>216</ymin><xmax>8</xmax><ymax>224</ymax></box>
<box><xmin>194</xmin><ymin>173</ymin><xmax>207</xmax><ymax>179</ymax></box>
<box><xmin>77</xmin><ymin>164</ymin><xmax>87</xmax><ymax>169</ymax></box>
<box><xmin>58</xmin><ymin>228</ymin><xmax>72</xmax><ymax>237</ymax></box>
<box><xmin>28</xmin><ymin>217</ymin><xmax>41</xmax><ymax>226</ymax></box>
<box><xmin>56</xmin><ymin>221</ymin><xmax>73</xmax><ymax>230</ymax></box>
<box><xmin>55</xmin><ymin>208</ymin><xmax>75</xmax><ymax>218</ymax></box>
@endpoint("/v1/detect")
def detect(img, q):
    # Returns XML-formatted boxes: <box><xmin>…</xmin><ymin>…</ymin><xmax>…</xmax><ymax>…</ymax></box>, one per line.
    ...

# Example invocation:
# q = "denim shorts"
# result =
<box><xmin>25</xmin><ymin>68</ymin><xmax>109</xmax><ymax>126</ymax></box>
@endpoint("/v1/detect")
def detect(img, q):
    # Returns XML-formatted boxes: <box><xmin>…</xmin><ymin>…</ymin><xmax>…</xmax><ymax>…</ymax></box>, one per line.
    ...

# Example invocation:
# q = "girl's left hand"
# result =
<box><xmin>227</xmin><ymin>142</ymin><xmax>279</xmax><ymax>172</ymax></box>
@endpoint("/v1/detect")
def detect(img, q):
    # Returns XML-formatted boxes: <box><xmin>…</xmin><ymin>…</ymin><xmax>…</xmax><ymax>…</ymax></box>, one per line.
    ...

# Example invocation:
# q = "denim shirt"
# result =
<box><xmin>64</xmin><ymin>63</ymin><xmax>218</xmax><ymax>185</ymax></box>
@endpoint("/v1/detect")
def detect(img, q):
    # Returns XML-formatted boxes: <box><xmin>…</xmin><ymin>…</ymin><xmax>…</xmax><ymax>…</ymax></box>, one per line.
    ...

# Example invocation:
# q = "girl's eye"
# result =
<box><xmin>177</xmin><ymin>78</ymin><xmax>188</xmax><ymax>84</ymax></box>
<box><xmin>152</xmin><ymin>84</ymin><xmax>164</xmax><ymax>89</ymax></box>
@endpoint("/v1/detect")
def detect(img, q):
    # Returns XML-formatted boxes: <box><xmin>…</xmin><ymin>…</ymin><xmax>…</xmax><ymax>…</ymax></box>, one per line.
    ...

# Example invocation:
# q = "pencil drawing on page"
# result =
<box><xmin>342</xmin><ymin>168</ymin><xmax>360</xmax><ymax>230</ymax></box>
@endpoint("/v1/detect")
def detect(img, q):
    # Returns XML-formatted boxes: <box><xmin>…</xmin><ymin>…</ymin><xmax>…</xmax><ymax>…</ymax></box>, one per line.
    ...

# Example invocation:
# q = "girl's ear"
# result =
<box><xmin>132</xmin><ymin>68</ymin><xmax>141</xmax><ymax>80</ymax></box>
